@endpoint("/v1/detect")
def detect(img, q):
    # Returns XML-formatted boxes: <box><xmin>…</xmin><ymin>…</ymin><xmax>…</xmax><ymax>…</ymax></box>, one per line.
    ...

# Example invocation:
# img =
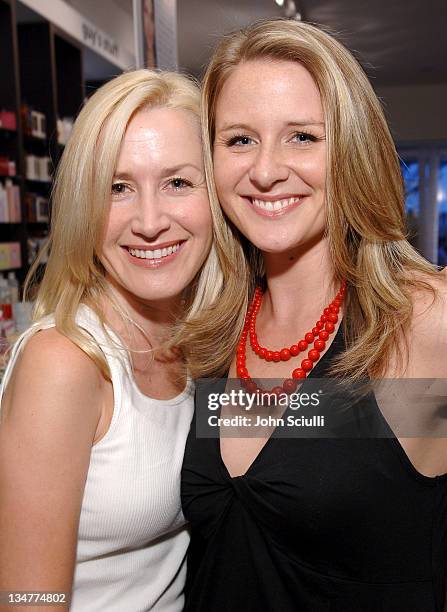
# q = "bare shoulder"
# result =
<box><xmin>1</xmin><ymin>326</ymin><xmax>104</xmax><ymax>432</ymax></box>
<box><xmin>410</xmin><ymin>268</ymin><xmax>447</xmax><ymax>334</ymax></box>
<box><xmin>406</xmin><ymin>269</ymin><xmax>447</xmax><ymax>376</ymax></box>
<box><xmin>20</xmin><ymin>326</ymin><xmax>104</xmax><ymax>382</ymax></box>
<box><xmin>0</xmin><ymin>327</ymin><xmax>107</xmax><ymax>592</ymax></box>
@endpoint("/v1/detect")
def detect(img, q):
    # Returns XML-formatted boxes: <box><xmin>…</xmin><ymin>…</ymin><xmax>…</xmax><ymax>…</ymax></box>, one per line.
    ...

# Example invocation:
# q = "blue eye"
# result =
<box><xmin>226</xmin><ymin>135</ymin><xmax>255</xmax><ymax>146</ymax></box>
<box><xmin>292</xmin><ymin>132</ymin><xmax>317</xmax><ymax>144</ymax></box>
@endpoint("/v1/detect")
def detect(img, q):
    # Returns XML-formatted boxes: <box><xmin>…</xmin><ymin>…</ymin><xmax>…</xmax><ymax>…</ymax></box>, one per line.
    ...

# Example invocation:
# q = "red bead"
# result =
<box><xmin>292</xmin><ymin>368</ymin><xmax>306</xmax><ymax>379</ymax></box>
<box><xmin>301</xmin><ymin>359</ymin><xmax>313</xmax><ymax>372</ymax></box>
<box><xmin>314</xmin><ymin>339</ymin><xmax>326</xmax><ymax>351</ymax></box>
<box><xmin>283</xmin><ymin>378</ymin><xmax>298</xmax><ymax>393</ymax></box>
<box><xmin>245</xmin><ymin>379</ymin><xmax>258</xmax><ymax>393</ymax></box>
<box><xmin>237</xmin><ymin>366</ymin><xmax>248</xmax><ymax>377</ymax></box>
<box><xmin>236</xmin><ymin>282</ymin><xmax>345</xmax><ymax>391</ymax></box>
<box><xmin>280</xmin><ymin>348</ymin><xmax>291</xmax><ymax>361</ymax></box>
<box><xmin>308</xmin><ymin>349</ymin><xmax>320</xmax><ymax>362</ymax></box>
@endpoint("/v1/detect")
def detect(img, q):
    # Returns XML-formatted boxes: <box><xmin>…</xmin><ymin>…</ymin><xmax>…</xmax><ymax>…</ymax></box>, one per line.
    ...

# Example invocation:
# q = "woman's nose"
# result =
<box><xmin>248</xmin><ymin>144</ymin><xmax>289</xmax><ymax>190</ymax></box>
<box><xmin>131</xmin><ymin>194</ymin><xmax>171</xmax><ymax>239</ymax></box>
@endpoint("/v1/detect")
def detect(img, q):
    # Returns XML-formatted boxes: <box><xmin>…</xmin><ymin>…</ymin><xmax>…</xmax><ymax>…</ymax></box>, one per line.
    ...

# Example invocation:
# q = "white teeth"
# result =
<box><xmin>252</xmin><ymin>196</ymin><xmax>301</xmax><ymax>211</ymax></box>
<box><xmin>128</xmin><ymin>243</ymin><xmax>181</xmax><ymax>259</ymax></box>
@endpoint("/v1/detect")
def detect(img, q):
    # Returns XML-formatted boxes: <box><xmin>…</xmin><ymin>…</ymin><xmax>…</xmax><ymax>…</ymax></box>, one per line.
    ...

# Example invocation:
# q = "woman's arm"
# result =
<box><xmin>0</xmin><ymin>328</ymin><xmax>105</xmax><ymax>611</ymax></box>
<box><xmin>377</xmin><ymin>271</ymin><xmax>447</xmax><ymax>477</ymax></box>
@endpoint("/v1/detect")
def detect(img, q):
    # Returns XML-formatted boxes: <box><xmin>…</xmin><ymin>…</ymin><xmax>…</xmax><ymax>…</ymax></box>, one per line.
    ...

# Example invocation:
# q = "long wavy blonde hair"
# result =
<box><xmin>177</xmin><ymin>19</ymin><xmax>440</xmax><ymax>380</ymax></box>
<box><xmin>25</xmin><ymin>69</ymin><xmax>223</xmax><ymax>379</ymax></box>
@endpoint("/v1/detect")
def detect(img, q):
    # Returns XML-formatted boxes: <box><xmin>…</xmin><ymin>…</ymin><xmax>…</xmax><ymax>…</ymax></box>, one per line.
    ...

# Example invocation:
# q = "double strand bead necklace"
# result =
<box><xmin>236</xmin><ymin>281</ymin><xmax>346</xmax><ymax>394</ymax></box>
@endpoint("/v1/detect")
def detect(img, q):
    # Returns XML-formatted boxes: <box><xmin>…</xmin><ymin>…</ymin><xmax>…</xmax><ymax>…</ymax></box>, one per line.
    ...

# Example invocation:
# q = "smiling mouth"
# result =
<box><xmin>125</xmin><ymin>242</ymin><xmax>182</xmax><ymax>260</ymax></box>
<box><xmin>248</xmin><ymin>196</ymin><xmax>304</xmax><ymax>216</ymax></box>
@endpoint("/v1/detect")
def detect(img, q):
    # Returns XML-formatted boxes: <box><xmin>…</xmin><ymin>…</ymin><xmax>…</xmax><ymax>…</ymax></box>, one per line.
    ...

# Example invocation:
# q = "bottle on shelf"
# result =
<box><xmin>0</xmin><ymin>274</ymin><xmax>10</xmax><ymax>304</ymax></box>
<box><xmin>7</xmin><ymin>271</ymin><xmax>19</xmax><ymax>303</ymax></box>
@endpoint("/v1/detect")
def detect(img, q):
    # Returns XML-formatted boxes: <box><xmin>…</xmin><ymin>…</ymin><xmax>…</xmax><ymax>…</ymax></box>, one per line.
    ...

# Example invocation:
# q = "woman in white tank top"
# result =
<box><xmin>0</xmin><ymin>70</ymin><xmax>222</xmax><ymax>611</ymax></box>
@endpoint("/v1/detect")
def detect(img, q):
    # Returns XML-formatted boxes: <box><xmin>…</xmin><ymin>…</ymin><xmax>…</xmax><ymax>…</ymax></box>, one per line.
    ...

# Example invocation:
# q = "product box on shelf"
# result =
<box><xmin>25</xmin><ymin>192</ymin><xmax>49</xmax><ymax>223</ymax></box>
<box><xmin>25</xmin><ymin>155</ymin><xmax>51</xmax><ymax>182</ymax></box>
<box><xmin>0</xmin><ymin>181</ymin><xmax>21</xmax><ymax>223</ymax></box>
<box><xmin>21</xmin><ymin>104</ymin><xmax>47</xmax><ymax>140</ymax></box>
<box><xmin>0</xmin><ymin>242</ymin><xmax>21</xmax><ymax>271</ymax></box>
<box><xmin>31</xmin><ymin>110</ymin><xmax>46</xmax><ymax>139</ymax></box>
<box><xmin>38</xmin><ymin>156</ymin><xmax>51</xmax><ymax>182</ymax></box>
<box><xmin>0</xmin><ymin>110</ymin><xmax>17</xmax><ymax>131</ymax></box>
<box><xmin>0</xmin><ymin>157</ymin><xmax>16</xmax><ymax>176</ymax></box>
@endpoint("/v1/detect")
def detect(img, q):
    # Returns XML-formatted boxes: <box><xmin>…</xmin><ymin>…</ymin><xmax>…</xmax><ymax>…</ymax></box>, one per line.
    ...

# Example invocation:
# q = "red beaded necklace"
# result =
<box><xmin>236</xmin><ymin>281</ymin><xmax>346</xmax><ymax>394</ymax></box>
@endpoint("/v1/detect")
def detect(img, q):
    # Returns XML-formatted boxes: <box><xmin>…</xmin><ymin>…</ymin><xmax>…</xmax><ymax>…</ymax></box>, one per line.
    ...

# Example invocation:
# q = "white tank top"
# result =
<box><xmin>0</xmin><ymin>305</ymin><xmax>194</xmax><ymax>611</ymax></box>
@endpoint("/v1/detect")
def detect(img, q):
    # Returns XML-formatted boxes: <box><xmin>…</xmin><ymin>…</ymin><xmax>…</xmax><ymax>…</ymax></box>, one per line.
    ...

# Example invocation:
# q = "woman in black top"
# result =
<box><xmin>180</xmin><ymin>19</ymin><xmax>447</xmax><ymax>611</ymax></box>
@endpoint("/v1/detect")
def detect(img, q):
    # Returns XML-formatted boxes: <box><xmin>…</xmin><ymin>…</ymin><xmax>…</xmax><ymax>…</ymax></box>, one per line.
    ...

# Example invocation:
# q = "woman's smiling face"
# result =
<box><xmin>213</xmin><ymin>59</ymin><xmax>327</xmax><ymax>256</ymax></box>
<box><xmin>100</xmin><ymin>106</ymin><xmax>212</xmax><ymax>307</ymax></box>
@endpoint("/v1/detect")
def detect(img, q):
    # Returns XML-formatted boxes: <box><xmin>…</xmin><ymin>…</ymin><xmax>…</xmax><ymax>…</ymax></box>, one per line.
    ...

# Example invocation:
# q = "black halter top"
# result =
<box><xmin>181</xmin><ymin>326</ymin><xmax>447</xmax><ymax>611</ymax></box>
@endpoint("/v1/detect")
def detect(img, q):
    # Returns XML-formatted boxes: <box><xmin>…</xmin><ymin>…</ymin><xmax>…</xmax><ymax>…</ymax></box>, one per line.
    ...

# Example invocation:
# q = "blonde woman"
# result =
<box><xmin>0</xmin><ymin>70</ymin><xmax>220</xmax><ymax>611</ymax></box>
<box><xmin>180</xmin><ymin>20</ymin><xmax>447</xmax><ymax>611</ymax></box>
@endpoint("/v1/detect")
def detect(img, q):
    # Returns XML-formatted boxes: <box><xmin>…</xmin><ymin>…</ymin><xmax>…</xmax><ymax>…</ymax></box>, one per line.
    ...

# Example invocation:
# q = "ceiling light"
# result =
<box><xmin>275</xmin><ymin>0</ymin><xmax>285</xmax><ymax>6</ymax></box>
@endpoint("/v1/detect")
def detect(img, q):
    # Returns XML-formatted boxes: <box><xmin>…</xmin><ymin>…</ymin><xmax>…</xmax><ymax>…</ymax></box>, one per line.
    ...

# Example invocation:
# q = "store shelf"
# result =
<box><xmin>0</xmin><ymin>0</ymin><xmax>84</xmax><ymax>291</ymax></box>
<box><xmin>25</xmin><ymin>178</ymin><xmax>51</xmax><ymax>184</ymax></box>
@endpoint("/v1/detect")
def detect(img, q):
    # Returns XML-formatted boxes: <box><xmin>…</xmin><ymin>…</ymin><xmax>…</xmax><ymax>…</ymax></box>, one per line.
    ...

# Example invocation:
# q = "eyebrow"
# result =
<box><xmin>217</xmin><ymin>121</ymin><xmax>325</xmax><ymax>133</ymax></box>
<box><xmin>113</xmin><ymin>163</ymin><xmax>203</xmax><ymax>178</ymax></box>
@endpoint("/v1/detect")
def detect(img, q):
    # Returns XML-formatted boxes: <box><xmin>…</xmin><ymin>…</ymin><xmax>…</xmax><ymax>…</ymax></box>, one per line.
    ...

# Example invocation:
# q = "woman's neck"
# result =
<box><xmin>101</xmin><ymin>278</ymin><xmax>182</xmax><ymax>352</ymax></box>
<box><xmin>261</xmin><ymin>236</ymin><xmax>337</xmax><ymax>325</ymax></box>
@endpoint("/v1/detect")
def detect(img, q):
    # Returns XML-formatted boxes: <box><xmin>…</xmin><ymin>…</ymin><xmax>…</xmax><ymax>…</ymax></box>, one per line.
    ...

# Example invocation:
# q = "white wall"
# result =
<box><xmin>376</xmin><ymin>83</ymin><xmax>447</xmax><ymax>144</ymax></box>
<box><xmin>64</xmin><ymin>0</ymin><xmax>134</xmax><ymax>63</ymax></box>
<box><xmin>19</xmin><ymin>0</ymin><xmax>135</xmax><ymax>69</ymax></box>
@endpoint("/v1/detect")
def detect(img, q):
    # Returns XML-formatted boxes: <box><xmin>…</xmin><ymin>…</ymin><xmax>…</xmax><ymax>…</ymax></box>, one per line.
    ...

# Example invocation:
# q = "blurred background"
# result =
<box><xmin>0</xmin><ymin>0</ymin><xmax>446</xmax><ymax>323</ymax></box>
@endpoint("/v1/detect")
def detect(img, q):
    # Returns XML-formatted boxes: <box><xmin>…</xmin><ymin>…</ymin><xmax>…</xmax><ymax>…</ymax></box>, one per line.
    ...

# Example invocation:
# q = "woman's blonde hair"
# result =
<box><xmin>178</xmin><ymin>18</ymin><xmax>440</xmax><ymax>380</ymax></box>
<box><xmin>25</xmin><ymin>68</ymin><xmax>223</xmax><ymax>379</ymax></box>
